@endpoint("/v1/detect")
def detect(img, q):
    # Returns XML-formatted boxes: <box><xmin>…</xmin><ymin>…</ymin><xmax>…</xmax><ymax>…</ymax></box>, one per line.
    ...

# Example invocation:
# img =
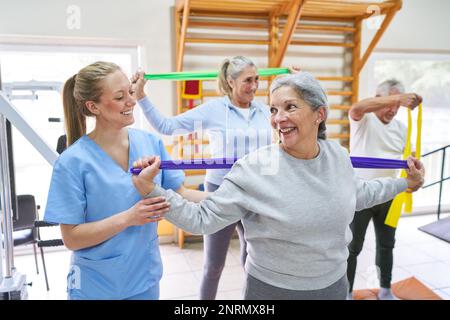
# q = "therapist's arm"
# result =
<box><xmin>60</xmin><ymin>196</ymin><xmax>170</xmax><ymax>251</ymax></box>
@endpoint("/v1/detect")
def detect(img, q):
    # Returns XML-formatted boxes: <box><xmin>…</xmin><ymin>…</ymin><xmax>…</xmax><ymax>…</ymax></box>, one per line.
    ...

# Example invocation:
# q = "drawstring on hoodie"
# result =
<box><xmin>225</xmin><ymin>105</ymin><xmax>230</xmax><ymax>145</ymax></box>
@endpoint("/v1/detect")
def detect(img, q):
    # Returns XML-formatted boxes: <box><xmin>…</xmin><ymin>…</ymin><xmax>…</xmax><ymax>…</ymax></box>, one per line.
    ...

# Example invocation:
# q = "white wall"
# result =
<box><xmin>0</xmin><ymin>0</ymin><xmax>178</xmax><ymax>130</ymax></box>
<box><xmin>2</xmin><ymin>0</ymin><xmax>450</xmax><ymax>112</ymax></box>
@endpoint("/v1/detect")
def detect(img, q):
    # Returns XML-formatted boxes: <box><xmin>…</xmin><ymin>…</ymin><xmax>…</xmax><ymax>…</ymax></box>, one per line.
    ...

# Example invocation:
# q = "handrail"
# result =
<box><xmin>421</xmin><ymin>144</ymin><xmax>449</xmax><ymax>220</ymax></box>
<box><xmin>422</xmin><ymin>144</ymin><xmax>450</xmax><ymax>157</ymax></box>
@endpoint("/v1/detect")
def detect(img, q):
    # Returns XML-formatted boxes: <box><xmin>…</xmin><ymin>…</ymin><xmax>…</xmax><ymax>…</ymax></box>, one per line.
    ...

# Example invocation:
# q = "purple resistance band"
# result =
<box><xmin>129</xmin><ymin>156</ymin><xmax>408</xmax><ymax>175</ymax></box>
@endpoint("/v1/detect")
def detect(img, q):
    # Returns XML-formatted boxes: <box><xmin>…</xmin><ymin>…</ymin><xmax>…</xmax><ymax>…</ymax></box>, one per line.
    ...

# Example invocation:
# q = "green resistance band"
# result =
<box><xmin>144</xmin><ymin>68</ymin><xmax>290</xmax><ymax>81</ymax></box>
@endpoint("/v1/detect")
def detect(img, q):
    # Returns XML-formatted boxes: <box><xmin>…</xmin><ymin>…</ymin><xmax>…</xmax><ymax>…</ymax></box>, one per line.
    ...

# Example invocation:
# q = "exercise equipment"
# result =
<box><xmin>130</xmin><ymin>156</ymin><xmax>408</xmax><ymax>175</ymax></box>
<box><xmin>144</xmin><ymin>67</ymin><xmax>290</xmax><ymax>81</ymax></box>
<box><xmin>385</xmin><ymin>103</ymin><xmax>423</xmax><ymax>228</ymax></box>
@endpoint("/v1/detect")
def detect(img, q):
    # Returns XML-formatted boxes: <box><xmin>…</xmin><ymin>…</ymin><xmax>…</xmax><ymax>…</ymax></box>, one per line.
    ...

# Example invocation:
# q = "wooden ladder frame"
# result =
<box><xmin>173</xmin><ymin>0</ymin><xmax>403</xmax><ymax>248</ymax></box>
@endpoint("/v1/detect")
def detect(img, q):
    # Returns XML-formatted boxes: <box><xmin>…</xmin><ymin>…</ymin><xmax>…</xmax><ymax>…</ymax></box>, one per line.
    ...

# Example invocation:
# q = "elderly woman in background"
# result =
<box><xmin>132</xmin><ymin>72</ymin><xmax>425</xmax><ymax>300</ymax></box>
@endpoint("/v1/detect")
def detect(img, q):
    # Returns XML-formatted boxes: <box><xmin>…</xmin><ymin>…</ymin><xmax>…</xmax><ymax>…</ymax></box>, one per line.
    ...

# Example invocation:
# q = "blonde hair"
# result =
<box><xmin>218</xmin><ymin>56</ymin><xmax>256</xmax><ymax>98</ymax></box>
<box><xmin>62</xmin><ymin>61</ymin><xmax>121</xmax><ymax>146</ymax></box>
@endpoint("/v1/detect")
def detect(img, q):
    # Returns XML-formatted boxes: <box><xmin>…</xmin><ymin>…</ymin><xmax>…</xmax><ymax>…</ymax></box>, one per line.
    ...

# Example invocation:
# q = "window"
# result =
<box><xmin>1</xmin><ymin>43</ymin><xmax>139</xmax><ymax>239</ymax></box>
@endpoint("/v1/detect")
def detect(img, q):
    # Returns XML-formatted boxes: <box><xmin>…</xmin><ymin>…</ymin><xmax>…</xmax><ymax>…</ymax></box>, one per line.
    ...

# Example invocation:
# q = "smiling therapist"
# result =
<box><xmin>44</xmin><ymin>61</ymin><xmax>205</xmax><ymax>300</ymax></box>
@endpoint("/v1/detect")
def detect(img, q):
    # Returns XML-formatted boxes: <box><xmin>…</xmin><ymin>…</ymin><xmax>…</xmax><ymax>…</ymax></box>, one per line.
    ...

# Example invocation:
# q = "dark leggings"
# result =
<box><xmin>347</xmin><ymin>200</ymin><xmax>396</xmax><ymax>292</ymax></box>
<box><xmin>199</xmin><ymin>181</ymin><xmax>247</xmax><ymax>300</ymax></box>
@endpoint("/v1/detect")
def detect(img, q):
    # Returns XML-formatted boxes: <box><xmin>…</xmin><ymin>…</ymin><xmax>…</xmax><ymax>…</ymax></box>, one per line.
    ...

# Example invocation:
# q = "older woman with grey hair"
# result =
<box><xmin>132</xmin><ymin>72</ymin><xmax>425</xmax><ymax>300</ymax></box>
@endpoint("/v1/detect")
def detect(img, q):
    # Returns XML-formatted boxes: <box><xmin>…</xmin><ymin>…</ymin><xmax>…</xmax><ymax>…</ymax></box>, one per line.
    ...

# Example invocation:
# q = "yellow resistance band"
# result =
<box><xmin>385</xmin><ymin>103</ymin><xmax>422</xmax><ymax>228</ymax></box>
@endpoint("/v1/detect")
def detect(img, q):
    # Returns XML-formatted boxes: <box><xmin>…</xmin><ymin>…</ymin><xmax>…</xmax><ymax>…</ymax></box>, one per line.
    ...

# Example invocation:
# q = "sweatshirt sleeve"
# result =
<box><xmin>354</xmin><ymin>174</ymin><xmax>408</xmax><ymax>212</ymax></box>
<box><xmin>138</xmin><ymin>96</ymin><xmax>214</xmax><ymax>134</ymax></box>
<box><xmin>145</xmin><ymin>162</ymin><xmax>249</xmax><ymax>234</ymax></box>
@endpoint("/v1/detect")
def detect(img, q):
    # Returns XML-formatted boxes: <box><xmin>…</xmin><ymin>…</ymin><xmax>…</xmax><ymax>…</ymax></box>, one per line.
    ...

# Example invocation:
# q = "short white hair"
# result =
<box><xmin>376</xmin><ymin>79</ymin><xmax>405</xmax><ymax>96</ymax></box>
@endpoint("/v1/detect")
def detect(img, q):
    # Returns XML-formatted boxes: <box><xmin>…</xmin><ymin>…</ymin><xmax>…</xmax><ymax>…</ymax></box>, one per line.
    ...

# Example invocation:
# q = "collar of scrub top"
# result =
<box><xmin>129</xmin><ymin>156</ymin><xmax>408</xmax><ymax>175</ymax></box>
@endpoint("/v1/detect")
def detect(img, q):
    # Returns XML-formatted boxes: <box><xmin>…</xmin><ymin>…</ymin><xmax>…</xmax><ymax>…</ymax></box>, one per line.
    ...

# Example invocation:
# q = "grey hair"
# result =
<box><xmin>218</xmin><ymin>56</ymin><xmax>256</xmax><ymax>97</ymax></box>
<box><xmin>376</xmin><ymin>79</ymin><xmax>405</xmax><ymax>96</ymax></box>
<box><xmin>270</xmin><ymin>72</ymin><xmax>328</xmax><ymax>140</ymax></box>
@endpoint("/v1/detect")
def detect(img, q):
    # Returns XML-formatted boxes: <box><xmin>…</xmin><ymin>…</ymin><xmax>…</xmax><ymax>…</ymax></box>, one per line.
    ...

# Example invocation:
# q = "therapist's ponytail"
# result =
<box><xmin>62</xmin><ymin>61</ymin><xmax>121</xmax><ymax>146</ymax></box>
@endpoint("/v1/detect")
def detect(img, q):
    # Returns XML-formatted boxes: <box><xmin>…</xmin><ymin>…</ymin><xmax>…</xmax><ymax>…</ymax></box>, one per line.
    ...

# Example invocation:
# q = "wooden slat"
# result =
<box><xmin>177</xmin><ymin>153</ymin><xmax>212</xmax><ymax>159</ymax></box>
<box><xmin>177</xmin><ymin>0</ymin><xmax>191</xmax><ymax>72</ymax></box>
<box><xmin>174</xmin><ymin>8</ymin><xmax>184</xmax><ymax>123</ymax></box>
<box><xmin>176</xmin><ymin>139</ymin><xmax>210</xmax><ymax>145</ymax></box>
<box><xmin>190</xmin><ymin>11</ymin><xmax>269</xmax><ymax>20</ymax></box>
<box><xmin>290</xmin><ymin>40</ymin><xmax>354</xmax><ymax>47</ymax></box>
<box><xmin>185</xmin><ymin>169</ymin><xmax>206</xmax><ymax>176</ymax></box>
<box><xmin>327</xmin><ymin>119</ymin><xmax>349</xmax><ymax>125</ymax></box>
<box><xmin>188</xmin><ymin>20</ymin><xmax>267</xmax><ymax>30</ymax></box>
<box><xmin>203</xmin><ymin>89</ymin><xmax>268</xmax><ymax>97</ymax></box>
<box><xmin>328</xmin><ymin>133</ymin><xmax>350</xmax><ymax>139</ymax></box>
<box><xmin>296</xmin><ymin>24</ymin><xmax>355</xmax><ymax>33</ymax></box>
<box><xmin>329</xmin><ymin>104</ymin><xmax>351</xmax><ymax>111</ymax></box>
<box><xmin>317</xmin><ymin>76</ymin><xmax>353</xmax><ymax>82</ymax></box>
<box><xmin>327</xmin><ymin>90</ymin><xmax>353</xmax><ymax>96</ymax></box>
<box><xmin>189</xmin><ymin>21</ymin><xmax>355</xmax><ymax>33</ymax></box>
<box><xmin>185</xmin><ymin>37</ymin><xmax>269</xmax><ymax>45</ymax></box>
<box><xmin>301</xmin><ymin>15</ymin><xmax>354</xmax><ymax>23</ymax></box>
<box><xmin>185</xmin><ymin>185</ymin><xmax>201</xmax><ymax>190</ymax></box>
<box><xmin>272</xmin><ymin>0</ymin><xmax>305</xmax><ymax>67</ymax></box>
<box><xmin>269</xmin><ymin>15</ymin><xmax>279</xmax><ymax>67</ymax></box>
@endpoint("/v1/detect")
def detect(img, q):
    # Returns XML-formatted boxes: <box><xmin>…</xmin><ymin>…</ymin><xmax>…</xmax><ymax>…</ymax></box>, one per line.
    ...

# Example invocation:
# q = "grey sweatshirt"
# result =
<box><xmin>148</xmin><ymin>140</ymin><xmax>408</xmax><ymax>290</ymax></box>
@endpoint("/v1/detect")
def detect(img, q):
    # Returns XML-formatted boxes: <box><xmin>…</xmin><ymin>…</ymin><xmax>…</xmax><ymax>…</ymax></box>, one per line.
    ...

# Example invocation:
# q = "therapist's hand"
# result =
<box><xmin>132</xmin><ymin>156</ymin><xmax>161</xmax><ymax>196</ymax></box>
<box><xmin>125</xmin><ymin>197</ymin><xmax>170</xmax><ymax>226</ymax></box>
<box><xmin>130</xmin><ymin>70</ymin><xmax>147</xmax><ymax>100</ymax></box>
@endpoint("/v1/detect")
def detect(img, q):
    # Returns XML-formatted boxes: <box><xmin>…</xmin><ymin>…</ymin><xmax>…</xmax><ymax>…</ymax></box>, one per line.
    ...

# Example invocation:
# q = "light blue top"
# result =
<box><xmin>44</xmin><ymin>128</ymin><xmax>184</xmax><ymax>300</ymax></box>
<box><xmin>139</xmin><ymin>96</ymin><xmax>273</xmax><ymax>185</ymax></box>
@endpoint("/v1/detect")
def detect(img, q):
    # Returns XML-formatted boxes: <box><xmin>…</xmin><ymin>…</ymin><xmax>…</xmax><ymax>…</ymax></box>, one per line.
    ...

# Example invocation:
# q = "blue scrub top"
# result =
<box><xmin>44</xmin><ymin>128</ymin><xmax>184</xmax><ymax>299</ymax></box>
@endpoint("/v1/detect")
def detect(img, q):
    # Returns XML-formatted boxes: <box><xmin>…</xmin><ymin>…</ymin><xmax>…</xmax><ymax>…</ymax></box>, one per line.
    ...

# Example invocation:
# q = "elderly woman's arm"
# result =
<box><xmin>147</xmin><ymin>176</ymin><xmax>249</xmax><ymax>235</ymax></box>
<box><xmin>133</xmin><ymin>156</ymin><xmax>250</xmax><ymax>234</ymax></box>
<box><xmin>355</xmin><ymin>156</ymin><xmax>424</xmax><ymax>211</ymax></box>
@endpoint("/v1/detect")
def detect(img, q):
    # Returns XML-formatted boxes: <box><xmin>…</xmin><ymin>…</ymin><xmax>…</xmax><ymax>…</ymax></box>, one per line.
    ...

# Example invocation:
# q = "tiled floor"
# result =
<box><xmin>10</xmin><ymin>213</ymin><xmax>450</xmax><ymax>300</ymax></box>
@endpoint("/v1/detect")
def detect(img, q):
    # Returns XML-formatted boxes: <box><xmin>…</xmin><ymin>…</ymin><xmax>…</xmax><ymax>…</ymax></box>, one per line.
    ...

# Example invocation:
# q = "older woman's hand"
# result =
<box><xmin>131</xmin><ymin>156</ymin><xmax>161</xmax><ymax>196</ymax></box>
<box><xmin>130</xmin><ymin>70</ymin><xmax>147</xmax><ymax>100</ymax></box>
<box><xmin>125</xmin><ymin>196</ymin><xmax>170</xmax><ymax>226</ymax></box>
<box><xmin>405</xmin><ymin>156</ymin><xmax>425</xmax><ymax>192</ymax></box>
<box><xmin>288</xmin><ymin>66</ymin><xmax>301</xmax><ymax>74</ymax></box>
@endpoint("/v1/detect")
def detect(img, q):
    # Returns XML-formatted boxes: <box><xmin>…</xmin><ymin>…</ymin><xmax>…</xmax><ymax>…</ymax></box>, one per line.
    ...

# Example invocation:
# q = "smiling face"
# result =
<box><xmin>270</xmin><ymin>85</ymin><xmax>324</xmax><ymax>155</ymax></box>
<box><xmin>228</xmin><ymin>65</ymin><xmax>259</xmax><ymax>107</ymax></box>
<box><xmin>86</xmin><ymin>70</ymin><xmax>136</xmax><ymax>129</ymax></box>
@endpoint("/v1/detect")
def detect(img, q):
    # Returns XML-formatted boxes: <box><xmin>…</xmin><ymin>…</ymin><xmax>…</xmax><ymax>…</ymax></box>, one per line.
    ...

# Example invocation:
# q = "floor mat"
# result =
<box><xmin>353</xmin><ymin>277</ymin><xmax>442</xmax><ymax>300</ymax></box>
<box><xmin>418</xmin><ymin>216</ymin><xmax>450</xmax><ymax>243</ymax></box>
